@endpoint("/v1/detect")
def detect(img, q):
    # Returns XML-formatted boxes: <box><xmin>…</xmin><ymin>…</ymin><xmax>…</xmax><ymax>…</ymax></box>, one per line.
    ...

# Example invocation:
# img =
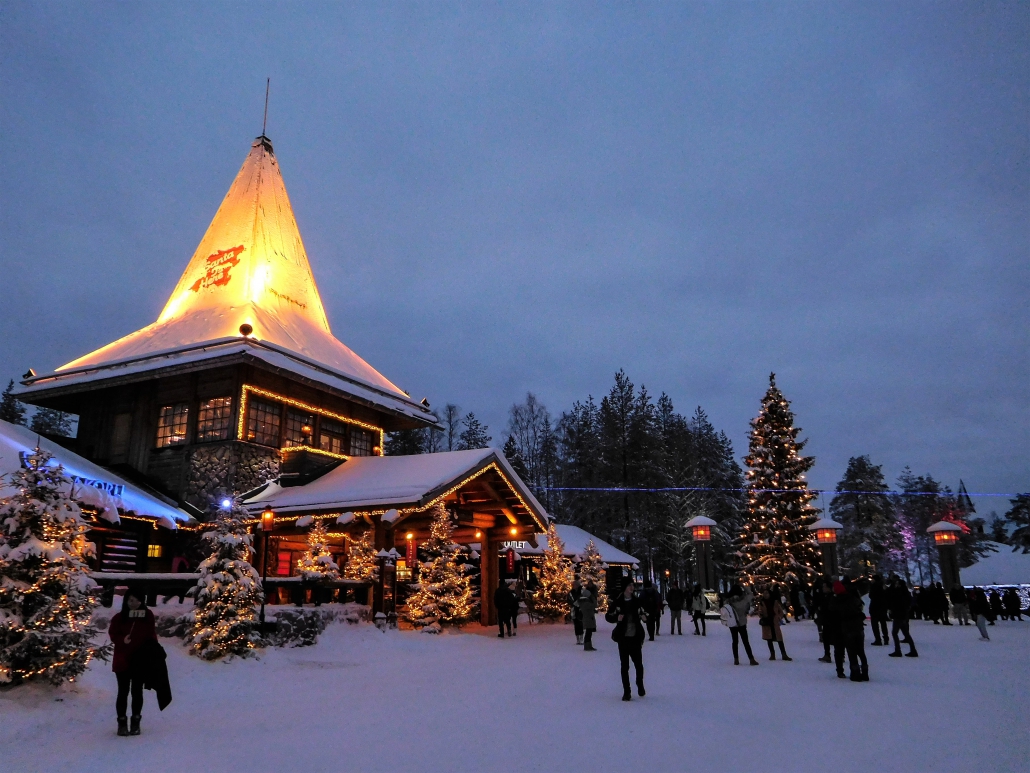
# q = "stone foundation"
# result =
<box><xmin>185</xmin><ymin>442</ymin><xmax>280</xmax><ymax>510</ymax></box>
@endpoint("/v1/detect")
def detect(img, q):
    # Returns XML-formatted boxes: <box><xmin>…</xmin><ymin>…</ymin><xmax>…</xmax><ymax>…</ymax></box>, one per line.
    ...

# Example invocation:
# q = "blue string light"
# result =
<box><xmin>534</xmin><ymin>485</ymin><xmax>1023</xmax><ymax>497</ymax></box>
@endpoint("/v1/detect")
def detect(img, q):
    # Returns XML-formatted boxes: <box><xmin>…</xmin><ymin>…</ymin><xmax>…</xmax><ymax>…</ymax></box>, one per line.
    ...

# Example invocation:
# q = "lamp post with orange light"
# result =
<box><xmin>259</xmin><ymin>508</ymin><xmax>275</xmax><ymax>628</ymax></box>
<box><xmin>685</xmin><ymin>515</ymin><xmax>717</xmax><ymax>589</ymax></box>
<box><xmin>807</xmin><ymin>518</ymin><xmax>843</xmax><ymax>579</ymax></box>
<box><xmin>927</xmin><ymin>521</ymin><xmax>963</xmax><ymax>591</ymax></box>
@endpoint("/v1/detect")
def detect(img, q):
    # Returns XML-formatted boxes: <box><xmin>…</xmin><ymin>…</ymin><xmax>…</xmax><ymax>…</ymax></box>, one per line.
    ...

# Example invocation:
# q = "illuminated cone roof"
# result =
<box><xmin>21</xmin><ymin>136</ymin><xmax>434</xmax><ymax>424</ymax></box>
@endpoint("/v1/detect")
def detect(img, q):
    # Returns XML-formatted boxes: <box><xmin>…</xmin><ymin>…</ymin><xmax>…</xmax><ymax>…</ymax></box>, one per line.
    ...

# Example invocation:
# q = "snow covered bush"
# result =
<box><xmin>0</xmin><ymin>448</ymin><xmax>108</xmax><ymax>685</ymax></box>
<box><xmin>296</xmin><ymin>520</ymin><xmax>340</xmax><ymax>581</ymax></box>
<box><xmin>405</xmin><ymin>504</ymin><xmax>477</xmax><ymax>628</ymax></box>
<box><xmin>187</xmin><ymin>500</ymin><xmax>263</xmax><ymax>660</ymax></box>
<box><xmin>532</xmin><ymin>523</ymin><xmax>572</xmax><ymax>620</ymax></box>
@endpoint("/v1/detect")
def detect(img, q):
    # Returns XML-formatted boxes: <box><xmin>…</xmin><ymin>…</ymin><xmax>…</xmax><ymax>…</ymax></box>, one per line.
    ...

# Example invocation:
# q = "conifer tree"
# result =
<box><xmin>342</xmin><ymin>529</ymin><xmax>378</xmax><ymax>582</ymax></box>
<box><xmin>533</xmin><ymin>522</ymin><xmax>573</xmax><ymax>619</ymax></box>
<box><xmin>0</xmin><ymin>449</ymin><xmax>106</xmax><ymax>684</ymax></box>
<box><xmin>829</xmin><ymin>456</ymin><xmax>901</xmax><ymax>575</ymax></box>
<box><xmin>576</xmin><ymin>539</ymin><xmax>608</xmax><ymax>613</ymax></box>
<box><xmin>1004</xmin><ymin>493</ymin><xmax>1030</xmax><ymax>554</ymax></box>
<box><xmin>187</xmin><ymin>500</ymin><xmax>263</xmax><ymax>659</ymax></box>
<box><xmin>29</xmin><ymin>407</ymin><xmax>74</xmax><ymax>437</ymax></box>
<box><xmin>736</xmin><ymin>374</ymin><xmax>820</xmax><ymax>586</ymax></box>
<box><xmin>0</xmin><ymin>380</ymin><xmax>26</xmax><ymax>425</ymax></box>
<box><xmin>405</xmin><ymin>504</ymin><xmax>476</xmax><ymax>629</ymax></box>
<box><xmin>296</xmin><ymin>520</ymin><xmax>340</xmax><ymax>580</ymax></box>
<box><xmin>502</xmin><ymin>434</ymin><xmax>529</xmax><ymax>482</ymax></box>
<box><xmin>457</xmin><ymin>412</ymin><xmax>491</xmax><ymax>450</ymax></box>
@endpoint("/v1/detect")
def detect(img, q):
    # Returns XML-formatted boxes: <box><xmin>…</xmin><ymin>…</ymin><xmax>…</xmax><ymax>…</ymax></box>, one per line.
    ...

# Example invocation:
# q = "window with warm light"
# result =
<box><xmin>196</xmin><ymin>397</ymin><xmax>232</xmax><ymax>442</ymax></box>
<box><xmin>318</xmin><ymin>418</ymin><xmax>347</xmax><ymax>455</ymax></box>
<box><xmin>284</xmin><ymin>409</ymin><xmax>315</xmax><ymax>447</ymax></box>
<box><xmin>246</xmin><ymin>399</ymin><xmax>281</xmax><ymax>446</ymax></box>
<box><xmin>155</xmin><ymin>404</ymin><xmax>189</xmax><ymax>447</ymax></box>
<box><xmin>147</xmin><ymin>544</ymin><xmax>163</xmax><ymax>558</ymax></box>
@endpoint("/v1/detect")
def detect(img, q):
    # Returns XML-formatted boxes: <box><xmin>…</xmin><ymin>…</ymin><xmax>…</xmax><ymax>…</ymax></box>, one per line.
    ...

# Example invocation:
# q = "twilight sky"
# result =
<box><xmin>1</xmin><ymin>3</ymin><xmax>1027</xmax><ymax>513</ymax></box>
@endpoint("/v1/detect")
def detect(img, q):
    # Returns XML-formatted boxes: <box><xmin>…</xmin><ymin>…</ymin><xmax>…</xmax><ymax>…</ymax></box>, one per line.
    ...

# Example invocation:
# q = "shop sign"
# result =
<box><xmin>502</xmin><ymin>540</ymin><xmax>528</xmax><ymax>550</ymax></box>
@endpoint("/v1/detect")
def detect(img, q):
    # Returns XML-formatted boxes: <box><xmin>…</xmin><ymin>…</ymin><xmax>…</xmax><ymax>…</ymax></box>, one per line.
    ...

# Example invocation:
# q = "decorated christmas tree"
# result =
<box><xmin>0</xmin><ymin>448</ymin><xmax>107</xmax><ymax>685</ymax></box>
<box><xmin>296</xmin><ymin>520</ymin><xmax>340</xmax><ymax>581</ymax></box>
<box><xmin>735</xmin><ymin>374</ymin><xmax>821</xmax><ymax>587</ymax></box>
<box><xmin>187</xmin><ymin>500</ymin><xmax>263</xmax><ymax>659</ymax></box>
<box><xmin>532</xmin><ymin>522</ymin><xmax>573</xmax><ymax>619</ymax></box>
<box><xmin>342</xmin><ymin>528</ymin><xmax>378</xmax><ymax>582</ymax></box>
<box><xmin>404</xmin><ymin>504</ymin><xmax>477</xmax><ymax>630</ymax></box>
<box><xmin>576</xmin><ymin>539</ymin><xmax>608</xmax><ymax>613</ymax></box>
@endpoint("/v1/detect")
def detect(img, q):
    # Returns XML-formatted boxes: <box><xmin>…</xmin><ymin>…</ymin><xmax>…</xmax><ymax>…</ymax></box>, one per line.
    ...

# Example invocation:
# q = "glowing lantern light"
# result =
<box><xmin>927</xmin><ymin>520</ymin><xmax>962</xmax><ymax>545</ymax></box>
<box><xmin>685</xmin><ymin>515</ymin><xmax>716</xmax><ymax>542</ymax></box>
<box><xmin>808</xmin><ymin>518</ymin><xmax>843</xmax><ymax>544</ymax></box>
<box><xmin>509</xmin><ymin>526</ymin><xmax>518</xmax><ymax>536</ymax></box>
<box><xmin>261</xmin><ymin>508</ymin><xmax>275</xmax><ymax>532</ymax></box>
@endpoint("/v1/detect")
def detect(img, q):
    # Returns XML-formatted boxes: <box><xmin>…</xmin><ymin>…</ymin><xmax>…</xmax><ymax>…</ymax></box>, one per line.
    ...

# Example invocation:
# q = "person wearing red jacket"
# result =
<box><xmin>108</xmin><ymin>589</ymin><xmax>156</xmax><ymax>736</ymax></box>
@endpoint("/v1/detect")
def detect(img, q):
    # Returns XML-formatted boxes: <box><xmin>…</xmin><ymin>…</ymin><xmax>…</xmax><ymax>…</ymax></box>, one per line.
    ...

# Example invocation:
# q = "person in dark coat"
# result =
<box><xmin>837</xmin><ymin>578</ymin><xmax>869</xmax><ymax>681</ymax></box>
<box><xmin>724</xmin><ymin>583</ymin><xmax>759</xmax><ymax>666</ymax></box>
<box><xmin>690</xmin><ymin>584</ymin><xmax>709</xmax><ymax>635</ymax></box>
<box><xmin>666</xmin><ymin>581</ymin><xmax>685</xmax><ymax>635</ymax></box>
<box><xmin>867</xmin><ymin>574</ymin><xmax>889</xmax><ymax>645</ymax></box>
<box><xmin>970</xmin><ymin>587</ymin><xmax>991</xmax><ymax>640</ymax></box>
<box><xmin>950</xmin><ymin>584</ymin><xmax>970</xmax><ymax>626</ymax></box>
<box><xmin>758</xmin><ymin>586</ymin><xmax>791</xmax><ymax>661</ymax></box>
<box><xmin>988</xmin><ymin>589</ymin><xmax>1003</xmax><ymax>624</ymax></box>
<box><xmin>580</xmin><ymin>582</ymin><xmax>598</xmax><ymax>651</ymax></box>
<box><xmin>640</xmin><ymin>579</ymin><xmax>662</xmax><ymax>641</ymax></box>
<box><xmin>1003</xmin><ymin>588</ymin><xmax>1023</xmax><ymax>621</ymax></box>
<box><xmin>494</xmin><ymin>580</ymin><xmax>518</xmax><ymax>638</ymax></box>
<box><xmin>887</xmin><ymin>577</ymin><xmax>918</xmax><ymax>658</ymax></box>
<box><xmin>108</xmin><ymin>588</ymin><xmax>158</xmax><ymax>736</ymax></box>
<box><xmin>568</xmin><ymin>579</ymin><xmax>583</xmax><ymax>644</ymax></box>
<box><xmin>612</xmin><ymin>580</ymin><xmax>647</xmax><ymax>701</ymax></box>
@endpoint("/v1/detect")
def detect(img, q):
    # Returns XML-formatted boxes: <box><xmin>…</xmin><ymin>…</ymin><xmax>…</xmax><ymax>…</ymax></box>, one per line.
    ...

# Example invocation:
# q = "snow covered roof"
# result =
<box><xmin>516</xmin><ymin>524</ymin><xmax>639</xmax><ymax>566</ymax></box>
<box><xmin>16</xmin><ymin>136</ymin><xmax>437</xmax><ymax>427</ymax></box>
<box><xmin>244</xmin><ymin>447</ymin><xmax>549</xmax><ymax>531</ymax></box>
<box><xmin>962</xmin><ymin>542</ymin><xmax>1030</xmax><ymax>586</ymax></box>
<box><xmin>0</xmin><ymin>419</ymin><xmax>191</xmax><ymax>527</ymax></box>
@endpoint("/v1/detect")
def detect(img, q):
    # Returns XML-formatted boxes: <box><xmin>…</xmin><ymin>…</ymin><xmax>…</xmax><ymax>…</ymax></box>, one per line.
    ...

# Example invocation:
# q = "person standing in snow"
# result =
<box><xmin>723</xmin><ymin>584</ymin><xmax>759</xmax><ymax>666</ymax></box>
<box><xmin>758</xmin><ymin>585</ymin><xmax>792</xmax><ymax>661</ymax></box>
<box><xmin>970</xmin><ymin>587</ymin><xmax>991</xmax><ymax>640</ymax></box>
<box><xmin>580</xmin><ymin>582</ymin><xmax>598</xmax><ymax>651</ymax></box>
<box><xmin>666</xmin><ymin>580</ymin><xmax>685</xmax><ymax>635</ymax></box>
<box><xmin>494</xmin><ymin>580</ymin><xmax>517</xmax><ymax>638</ymax></box>
<box><xmin>838</xmin><ymin>578</ymin><xmax>869</xmax><ymax>681</ymax></box>
<box><xmin>949</xmin><ymin>584</ymin><xmax>970</xmax><ymax>626</ymax></box>
<box><xmin>568</xmin><ymin>579</ymin><xmax>584</xmax><ymax>645</ymax></box>
<box><xmin>108</xmin><ymin>588</ymin><xmax>157</xmax><ymax>736</ymax></box>
<box><xmin>640</xmin><ymin>579</ymin><xmax>662</xmax><ymax>640</ymax></box>
<box><xmin>988</xmin><ymin>589</ymin><xmax>1003</xmax><ymax>624</ymax></box>
<box><xmin>868</xmin><ymin>574</ymin><xmax>890</xmax><ymax>646</ymax></box>
<box><xmin>690</xmin><ymin>584</ymin><xmax>709</xmax><ymax>636</ymax></box>
<box><xmin>612</xmin><ymin>579</ymin><xmax>648</xmax><ymax>701</ymax></box>
<box><xmin>887</xmin><ymin>577</ymin><xmax>918</xmax><ymax>658</ymax></box>
<box><xmin>1002</xmin><ymin>588</ymin><xmax>1023</xmax><ymax>621</ymax></box>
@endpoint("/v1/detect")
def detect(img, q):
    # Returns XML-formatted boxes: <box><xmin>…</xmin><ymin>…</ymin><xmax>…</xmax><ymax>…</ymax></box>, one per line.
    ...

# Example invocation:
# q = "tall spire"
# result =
<box><xmin>58</xmin><ymin>137</ymin><xmax>408</xmax><ymax>400</ymax></box>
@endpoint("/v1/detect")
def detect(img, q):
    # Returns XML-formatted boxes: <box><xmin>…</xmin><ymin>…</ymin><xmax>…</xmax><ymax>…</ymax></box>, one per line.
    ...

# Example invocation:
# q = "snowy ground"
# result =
<box><xmin>2</xmin><ymin>610</ymin><xmax>1027</xmax><ymax>773</ymax></box>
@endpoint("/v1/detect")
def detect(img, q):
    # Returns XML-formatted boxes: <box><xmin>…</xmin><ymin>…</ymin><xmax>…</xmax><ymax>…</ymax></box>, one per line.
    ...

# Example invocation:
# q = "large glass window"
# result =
<box><xmin>319</xmin><ymin>418</ymin><xmax>347</xmax><ymax>455</ymax></box>
<box><xmin>284</xmin><ymin>409</ymin><xmax>315</xmax><ymax>448</ymax></box>
<box><xmin>196</xmin><ymin>397</ymin><xmax>232</xmax><ymax>442</ymax></box>
<box><xmin>349</xmin><ymin>427</ymin><xmax>373</xmax><ymax>457</ymax></box>
<box><xmin>246</xmin><ymin>399</ymin><xmax>281</xmax><ymax>446</ymax></box>
<box><xmin>155</xmin><ymin>404</ymin><xmax>189</xmax><ymax>447</ymax></box>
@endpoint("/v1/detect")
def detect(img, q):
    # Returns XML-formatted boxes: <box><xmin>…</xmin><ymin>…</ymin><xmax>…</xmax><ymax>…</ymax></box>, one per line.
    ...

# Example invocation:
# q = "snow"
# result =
<box><xmin>963</xmin><ymin>542</ymin><xmax>1030</xmax><ymax>586</ymax></box>
<box><xmin>244</xmin><ymin>448</ymin><xmax>549</xmax><ymax>532</ymax></box>
<box><xmin>1</xmin><ymin>609</ymin><xmax>1027</xmax><ymax>772</ymax></box>
<box><xmin>520</xmin><ymin>523</ymin><xmax>638</xmax><ymax>566</ymax></box>
<box><xmin>0</xmin><ymin>419</ymin><xmax>191</xmax><ymax>524</ymax></box>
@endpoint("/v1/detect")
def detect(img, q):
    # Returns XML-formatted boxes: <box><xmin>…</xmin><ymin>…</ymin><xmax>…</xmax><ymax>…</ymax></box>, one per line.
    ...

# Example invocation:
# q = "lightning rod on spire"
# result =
<box><xmin>262</xmin><ymin>78</ymin><xmax>270</xmax><ymax>137</ymax></box>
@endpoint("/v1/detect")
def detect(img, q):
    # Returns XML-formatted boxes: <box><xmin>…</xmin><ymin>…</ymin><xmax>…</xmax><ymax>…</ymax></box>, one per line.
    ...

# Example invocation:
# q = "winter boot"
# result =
<box><xmin>818</xmin><ymin>655</ymin><xmax>832</xmax><ymax>663</ymax></box>
<box><xmin>117</xmin><ymin>717</ymin><xmax>128</xmax><ymax>737</ymax></box>
<box><xmin>584</xmin><ymin>643</ymin><xmax>596</xmax><ymax>651</ymax></box>
<box><xmin>888</xmin><ymin>646</ymin><xmax>903</xmax><ymax>657</ymax></box>
<box><xmin>622</xmin><ymin>691</ymin><xmax>632</xmax><ymax>702</ymax></box>
<box><xmin>871</xmin><ymin>638</ymin><xmax>882</xmax><ymax>646</ymax></box>
<box><xmin>861</xmin><ymin>665</ymin><xmax>870</xmax><ymax>682</ymax></box>
<box><xmin>637</xmin><ymin>681</ymin><xmax>646</xmax><ymax>697</ymax></box>
<box><xmin>780</xmin><ymin>653</ymin><xmax>792</xmax><ymax>662</ymax></box>
<box><xmin>837</xmin><ymin>670</ymin><xmax>846</xmax><ymax>678</ymax></box>
<box><xmin>129</xmin><ymin>715</ymin><xmax>141</xmax><ymax>736</ymax></box>
<box><xmin>576</xmin><ymin>634</ymin><xmax>583</xmax><ymax>645</ymax></box>
<box><xmin>733</xmin><ymin>658</ymin><xmax>740</xmax><ymax>665</ymax></box>
<box><xmin>748</xmin><ymin>658</ymin><xmax>760</xmax><ymax>666</ymax></box>
<box><xmin>905</xmin><ymin>647</ymin><xmax>918</xmax><ymax>658</ymax></box>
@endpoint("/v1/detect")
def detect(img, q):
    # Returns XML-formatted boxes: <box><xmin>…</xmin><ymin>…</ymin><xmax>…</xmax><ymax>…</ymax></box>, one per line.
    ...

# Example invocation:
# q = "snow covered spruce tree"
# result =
<box><xmin>1005</xmin><ymin>493</ymin><xmax>1030</xmax><ymax>554</ymax></box>
<box><xmin>576</xmin><ymin>539</ymin><xmax>608</xmax><ymax>613</ymax></box>
<box><xmin>296</xmin><ymin>519</ymin><xmax>340</xmax><ymax>580</ymax></box>
<box><xmin>0</xmin><ymin>380</ymin><xmax>27</xmax><ymax>425</ymax></box>
<box><xmin>829</xmin><ymin>456</ymin><xmax>901</xmax><ymax>575</ymax></box>
<box><xmin>404</xmin><ymin>504</ymin><xmax>476</xmax><ymax>630</ymax></box>
<box><xmin>735</xmin><ymin>374</ymin><xmax>821</xmax><ymax>587</ymax></box>
<box><xmin>187</xmin><ymin>500</ymin><xmax>263</xmax><ymax>659</ymax></box>
<box><xmin>343</xmin><ymin>529</ymin><xmax>378</xmax><ymax>582</ymax></box>
<box><xmin>0</xmin><ymin>448</ymin><xmax>106</xmax><ymax>685</ymax></box>
<box><xmin>533</xmin><ymin>522</ymin><xmax>572</xmax><ymax>620</ymax></box>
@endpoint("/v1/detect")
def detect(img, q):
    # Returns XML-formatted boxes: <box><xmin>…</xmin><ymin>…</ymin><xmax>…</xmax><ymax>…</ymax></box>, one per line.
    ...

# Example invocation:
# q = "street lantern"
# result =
<box><xmin>927</xmin><ymin>520</ymin><xmax>963</xmax><ymax>590</ymax></box>
<box><xmin>808</xmin><ymin>518</ymin><xmax>843</xmax><ymax>578</ymax></box>
<box><xmin>258</xmin><ymin>508</ymin><xmax>275</xmax><ymax>629</ymax></box>
<box><xmin>685</xmin><ymin>515</ymin><xmax>717</xmax><ymax>590</ymax></box>
<box><xmin>261</xmin><ymin>508</ymin><xmax>275</xmax><ymax>532</ymax></box>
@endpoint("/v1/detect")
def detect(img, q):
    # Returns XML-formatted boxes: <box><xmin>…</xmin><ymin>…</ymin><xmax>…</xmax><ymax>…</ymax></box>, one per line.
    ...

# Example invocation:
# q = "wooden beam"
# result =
<box><xmin>480</xmin><ymin>479</ymin><xmax>519</xmax><ymax>524</ymax></box>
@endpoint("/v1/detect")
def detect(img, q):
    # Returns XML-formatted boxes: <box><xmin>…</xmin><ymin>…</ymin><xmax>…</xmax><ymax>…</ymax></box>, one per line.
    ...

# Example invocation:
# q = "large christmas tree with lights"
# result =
<box><xmin>405</xmin><ymin>504</ymin><xmax>477</xmax><ymax>629</ymax></box>
<box><xmin>343</xmin><ymin>529</ymin><xmax>378</xmax><ymax>582</ymax></box>
<box><xmin>533</xmin><ymin>523</ymin><xmax>573</xmax><ymax>619</ymax></box>
<box><xmin>187</xmin><ymin>500</ymin><xmax>264</xmax><ymax>659</ymax></box>
<box><xmin>0</xmin><ymin>449</ymin><xmax>107</xmax><ymax>685</ymax></box>
<box><xmin>735</xmin><ymin>374</ymin><xmax>821</xmax><ymax>586</ymax></box>
<box><xmin>296</xmin><ymin>520</ymin><xmax>340</xmax><ymax>581</ymax></box>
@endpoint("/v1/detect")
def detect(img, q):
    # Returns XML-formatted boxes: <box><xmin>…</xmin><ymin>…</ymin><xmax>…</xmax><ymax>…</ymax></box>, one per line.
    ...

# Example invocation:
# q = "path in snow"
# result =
<box><xmin>1</xmin><ymin>613</ymin><xmax>1027</xmax><ymax>772</ymax></box>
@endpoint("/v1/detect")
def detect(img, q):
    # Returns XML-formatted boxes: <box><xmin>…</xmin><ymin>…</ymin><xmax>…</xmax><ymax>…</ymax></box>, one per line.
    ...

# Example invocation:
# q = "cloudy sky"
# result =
<box><xmin>1</xmin><ymin>3</ymin><xmax>1027</xmax><ymax>512</ymax></box>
